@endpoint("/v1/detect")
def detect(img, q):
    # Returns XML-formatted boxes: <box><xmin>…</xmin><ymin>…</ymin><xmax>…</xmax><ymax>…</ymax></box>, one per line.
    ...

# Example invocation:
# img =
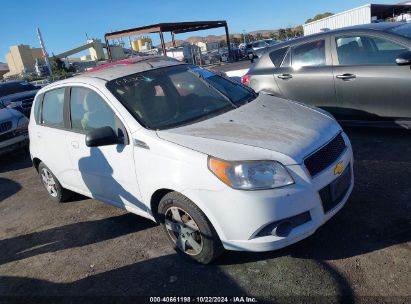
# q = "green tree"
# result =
<box><xmin>50</xmin><ymin>56</ymin><xmax>68</xmax><ymax>75</ymax></box>
<box><xmin>305</xmin><ymin>12</ymin><xmax>334</xmax><ymax>24</ymax></box>
<box><xmin>246</xmin><ymin>34</ymin><xmax>255</xmax><ymax>42</ymax></box>
<box><xmin>269</xmin><ymin>32</ymin><xmax>279</xmax><ymax>40</ymax></box>
<box><xmin>278</xmin><ymin>29</ymin><xmax>287</xmax><ymax>40</ymax></box>
<box><xmin>256</xmin><ymin>33</ymin><xmax>263</xmax><ymax>41</ymax></box>
<box><xmin>231</xmin><ymin>36</ymin><xmax>241</xmax><ymax>46</ymax></box>
<box><xmin>219</xmin><ymin>40</ymin><xmax>227</xmax><ymax>48</ymax></box>
<box><xmin>285</xmin><ymin>28</ymin><xmax>293</xmax><ymax>38</ymax></box>
<box><xmin>293</xmin><ymin>25</ymin><xmax>304</xmax><ymax>37</ymax></box>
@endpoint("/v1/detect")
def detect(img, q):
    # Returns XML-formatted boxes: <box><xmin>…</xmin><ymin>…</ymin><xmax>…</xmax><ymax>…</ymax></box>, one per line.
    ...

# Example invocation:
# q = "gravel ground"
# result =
<box><xmin>0</xmin><ymin>127</ymin><xmax>410</xmax><ymax>303</ymax></box>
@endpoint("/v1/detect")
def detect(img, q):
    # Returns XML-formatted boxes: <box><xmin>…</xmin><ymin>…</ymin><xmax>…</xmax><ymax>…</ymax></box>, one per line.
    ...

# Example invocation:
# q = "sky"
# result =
<box><xmin>0</xmin><ymin>0</ymin><xmax>400</xmax><ymax>62</ymax></box>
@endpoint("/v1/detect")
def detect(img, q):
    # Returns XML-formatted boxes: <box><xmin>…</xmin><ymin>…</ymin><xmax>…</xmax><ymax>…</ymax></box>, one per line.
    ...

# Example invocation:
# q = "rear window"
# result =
<box><xmin>269</xmin><ymin>47</ymin><xmax>289</xmax><ymax>67</ymax></box>
<box><xmin>388</xmin><ymin>23</ymin><xmax>411</xmax><ymax>39</ymax></box>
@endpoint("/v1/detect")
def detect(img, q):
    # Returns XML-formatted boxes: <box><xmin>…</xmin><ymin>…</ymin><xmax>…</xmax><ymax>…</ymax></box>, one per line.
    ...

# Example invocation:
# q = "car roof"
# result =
<box><xmin>87</xmin><ymin>55</ymin><xmax>177</xmax><ymax>73</ymax></box>
<box><xmin>268</xmin><ymin>22</ymin><xmax>408</xmax><ymax>50</ymax></box>
<box><xmin>63</xmin><ymin>56</ymin><xmax>183</xmax><ymax>83</ymax></box>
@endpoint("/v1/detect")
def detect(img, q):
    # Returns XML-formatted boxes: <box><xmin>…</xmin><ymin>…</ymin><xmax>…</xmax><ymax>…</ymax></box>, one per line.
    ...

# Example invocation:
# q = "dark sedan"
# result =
<box><xmin>0</xmin><ymin>80</ymin><xmax>39</xmax><ymax>117</ymax></box>
<box><xmin>242</xmin><ymin>23</ymin><xmax>411</xmax><ymax>127</ymax></box>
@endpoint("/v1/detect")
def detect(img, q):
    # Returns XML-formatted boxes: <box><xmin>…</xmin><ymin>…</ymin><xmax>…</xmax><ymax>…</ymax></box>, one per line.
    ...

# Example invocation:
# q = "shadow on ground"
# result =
<box><xmin>0</xmin><ymin>213</ymin><xmax>156</xmax><ymax>266</ymax></box>
<box><xmin>0</xmin><ymin>148</ymin><xmax>32</xmax><ymax>174</ymax></box>
<box><xmin>0</xmin><ymin>178</ymin><xmax>22</xmax><ymax>201</ymax></box>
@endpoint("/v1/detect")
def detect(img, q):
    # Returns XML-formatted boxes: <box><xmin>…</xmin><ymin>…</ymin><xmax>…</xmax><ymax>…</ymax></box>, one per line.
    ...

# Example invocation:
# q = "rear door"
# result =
<box><xmin>331</xmin><ymin>32</ymin><xmax>411</xmax><ymax>120</ymax></box>
<box><xmin>32</xmin><ymin>87</ymin><xmax>73</xmax><ymax>186</ymax></box>
<box><xmin>273</xmin><ymin>35</ymin><xmax>338</xmax><ymax>111</ymax></box>
<box><xmin>65</xmin><ymin>85</ymin><xmax>146</xmax><ymax>213</ymax></box>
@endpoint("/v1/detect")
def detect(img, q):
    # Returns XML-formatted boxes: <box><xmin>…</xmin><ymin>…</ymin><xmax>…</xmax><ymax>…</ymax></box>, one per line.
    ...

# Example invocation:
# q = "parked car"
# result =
<box><xmin>0</xmin><ymin>102</ymin><xmax>29</xmax><ymax>155</ymax></box>
<box><xmin>29</xmin><ymin>58</ymin><xmax>354</xmax><ymax>264</ymax></box>
<box><xmin>245</xmin><ymin>40</ymin><xmax>271</xmax><ymax>61</ymax></box>
<box><xmin>242</xmin><ymin>22</ymin><xmax>411</xmax><ymax>127</ymax></box>
<box><xmin>0</xmin><ymin>80</ymin><xmax>39</xmax><ymax>117</ymax></box>
<box><xmin>30</xmin><ymin>79</ymin><xmax>52</xmax><ymax>88</ymax></box>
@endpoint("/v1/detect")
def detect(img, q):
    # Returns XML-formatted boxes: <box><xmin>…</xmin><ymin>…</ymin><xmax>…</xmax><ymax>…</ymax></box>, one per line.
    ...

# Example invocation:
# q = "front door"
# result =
<box><xmin>273</xmin><ymin>37</ymin><xmax>337</xmax><ymax>111</ymax></box>
<box><xmin>331</xmin><ymin>33</ymin><xmax>411</xmax><ymax>120</ymax></box>
<box><xmin>65</xmin><ymin>85</ymin><xmax>146</xmax><ymax>213</ymax></box>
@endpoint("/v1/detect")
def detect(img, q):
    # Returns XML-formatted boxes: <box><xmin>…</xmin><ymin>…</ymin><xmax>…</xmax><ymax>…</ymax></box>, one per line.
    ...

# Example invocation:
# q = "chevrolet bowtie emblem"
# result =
<box><xmin>334</xmin><ymin>161</ymin><xmax>344</xmax><ymax>175</ymax></box>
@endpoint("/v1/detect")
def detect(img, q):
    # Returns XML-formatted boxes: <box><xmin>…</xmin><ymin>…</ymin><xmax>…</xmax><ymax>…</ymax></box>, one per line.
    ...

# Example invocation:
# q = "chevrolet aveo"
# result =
<box><xmin>29</xmin><ymin>57</ymin><xmax>354</xmax><ymax>264</ymax></box>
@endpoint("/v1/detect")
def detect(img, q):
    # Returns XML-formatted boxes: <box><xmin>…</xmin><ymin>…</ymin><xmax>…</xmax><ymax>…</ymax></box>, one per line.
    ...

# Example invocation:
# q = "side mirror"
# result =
<box><xmin>85</xmin><ymin>126</ymin><xmax>119</xmax><ymax>147</ymax></box>
<box><xmin>396</xmin><ymin>51</ymin><xmax>411</xmax><ymax>66</ymax></box>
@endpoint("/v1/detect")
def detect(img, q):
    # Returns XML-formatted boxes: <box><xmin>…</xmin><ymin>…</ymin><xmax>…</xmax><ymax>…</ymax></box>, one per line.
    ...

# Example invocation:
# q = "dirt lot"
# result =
<box><xmin>0</xmin><ymin>127</ymin><xmax>410</xmax><ymax>303</ymax></box>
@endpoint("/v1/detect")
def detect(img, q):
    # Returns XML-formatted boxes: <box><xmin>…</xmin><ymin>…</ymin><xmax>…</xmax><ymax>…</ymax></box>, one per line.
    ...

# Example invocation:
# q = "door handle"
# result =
<box><xmin>336</xmin><ymin>73</ymin><xmax>356</xmax><ymax>80</ymax></box>
<box><xmin>71</xmin><ymin>141</ymin><xmax>79</xmax><ymax>149</ymax></box>
<box><xmin>277</xmin><ymin>73</ymin><xmax>293</xmax><ymax>80</ymax></box>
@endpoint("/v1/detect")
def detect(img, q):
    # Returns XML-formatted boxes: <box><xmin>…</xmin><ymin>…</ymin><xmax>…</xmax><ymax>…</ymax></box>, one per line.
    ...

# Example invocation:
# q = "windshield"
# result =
<box><xmin>0</xmin><ymin>81</ymin><xmax>37</xmax><ymax>97</ymax></box>
<box><xmin>388</xmin><ymin>23</ymin><xmax>411</xmax><ymax>39</ymax></box>
<box><xmin>106</xmin><ymin>65</ymin><xmax>256</xmax><ymax>130</ymax></box>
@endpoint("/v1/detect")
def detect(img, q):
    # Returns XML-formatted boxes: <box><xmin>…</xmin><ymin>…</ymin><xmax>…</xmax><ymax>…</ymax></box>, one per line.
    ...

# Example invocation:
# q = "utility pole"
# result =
<box><xmin>36</xmin><ymin>27</ymin><xmax>52</xmax><ymax>76</ymax></box>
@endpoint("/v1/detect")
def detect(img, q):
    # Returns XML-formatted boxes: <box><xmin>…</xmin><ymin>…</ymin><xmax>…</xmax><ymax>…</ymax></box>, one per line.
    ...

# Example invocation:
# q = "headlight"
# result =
<box><xmin>17</xmin><ymin>116</ymin><xmax>29</xmax><ymax>129</ymax></box>
<box><xmin>208</xmin><ymin>157</ymin><xmax>294</xmax><ymax>190</ymax></box>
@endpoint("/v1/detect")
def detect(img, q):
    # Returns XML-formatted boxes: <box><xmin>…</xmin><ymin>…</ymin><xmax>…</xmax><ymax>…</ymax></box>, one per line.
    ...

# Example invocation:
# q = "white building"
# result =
<box><xmin>303</xmin><ymin>3</ymin><xmax>411</xmax><ymax>36</ymax></box>
<box><xmin>196</xmin><ymin>41</ymin><xmax>220</xmax><ymax>53</ymax></box>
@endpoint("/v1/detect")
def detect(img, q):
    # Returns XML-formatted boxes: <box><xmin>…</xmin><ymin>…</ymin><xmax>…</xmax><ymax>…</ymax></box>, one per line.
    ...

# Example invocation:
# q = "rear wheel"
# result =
<box><xmin>38</xmin><ymin>162</ymin><xmax>71</xmax><ymax>202</ymax></box>
<box><xmin>158</xmin><ymin>192</ymin><xmax>223</xmax><ymax>264</ymax></box>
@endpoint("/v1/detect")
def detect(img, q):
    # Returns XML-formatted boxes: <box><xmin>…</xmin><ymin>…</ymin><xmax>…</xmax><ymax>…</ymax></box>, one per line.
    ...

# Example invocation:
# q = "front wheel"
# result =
<box><xmin>158</xmin><ymin>192</ymin><xmax>223</xmax><ymax>264</ymax></box>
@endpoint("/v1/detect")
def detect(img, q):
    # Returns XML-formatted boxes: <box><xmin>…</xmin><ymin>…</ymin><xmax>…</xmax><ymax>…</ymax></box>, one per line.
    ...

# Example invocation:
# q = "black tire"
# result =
<box><xmin>38</xmin><ymin>162</ymin><xmax>71</xmax><ymax>203</ymax></box>
<box><xmin>158</xmin><ymin>192</ymin><xmax>224</xmax><ymax>264</ymax></box>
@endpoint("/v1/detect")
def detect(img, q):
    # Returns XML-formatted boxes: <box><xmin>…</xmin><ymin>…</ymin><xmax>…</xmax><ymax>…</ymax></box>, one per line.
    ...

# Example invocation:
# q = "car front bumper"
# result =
<box><xmin>182</xmin><ymin>140</ymin><xmax>354</xmax><ymax>252</ymax></box>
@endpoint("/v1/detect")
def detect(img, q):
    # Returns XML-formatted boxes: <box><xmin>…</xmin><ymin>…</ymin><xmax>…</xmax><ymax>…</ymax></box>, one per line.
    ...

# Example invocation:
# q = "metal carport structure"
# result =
<box><xmin>104</xmin><ymin>20</ymin><xmax>231</xmax><ymax>61</ymax></box>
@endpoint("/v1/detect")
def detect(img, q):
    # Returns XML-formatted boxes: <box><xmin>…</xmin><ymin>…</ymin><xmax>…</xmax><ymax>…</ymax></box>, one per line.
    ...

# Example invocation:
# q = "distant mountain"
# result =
<box><xmin>0</xmin><ymin>62</ymin><xmax>9</xmax><ymax>71</ymax></box>
<box><xmin>157</xmin><ymin>29</ymin><xmax>279</xmax><ymax>48</ymax></box>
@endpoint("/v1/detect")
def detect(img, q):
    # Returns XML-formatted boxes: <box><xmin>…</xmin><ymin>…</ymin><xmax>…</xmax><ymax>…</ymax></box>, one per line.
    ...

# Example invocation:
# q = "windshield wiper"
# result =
<box><xmin>189</xmin><ymin>71</ymin><xmax>238</xmax><ymax>109</ymax></box>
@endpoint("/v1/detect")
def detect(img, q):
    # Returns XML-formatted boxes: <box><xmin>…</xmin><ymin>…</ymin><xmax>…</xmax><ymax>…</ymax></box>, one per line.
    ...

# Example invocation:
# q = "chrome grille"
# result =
<box><xmin>0</xmin><ymin>121</ymin><xmax>12</xmax><ymax>133</ymax></box>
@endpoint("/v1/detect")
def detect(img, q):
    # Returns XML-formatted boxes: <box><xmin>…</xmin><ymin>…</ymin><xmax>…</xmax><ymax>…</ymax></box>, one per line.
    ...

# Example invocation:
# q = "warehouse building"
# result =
<box><xmin>4</xmin><ymin>44</ymin><xmax>45</xmax><ymax>78</ymax></box>
<box><xmin>303</xmin><ymin>3</ymin><xmax>411</xmax><ymax>36</ymax></box>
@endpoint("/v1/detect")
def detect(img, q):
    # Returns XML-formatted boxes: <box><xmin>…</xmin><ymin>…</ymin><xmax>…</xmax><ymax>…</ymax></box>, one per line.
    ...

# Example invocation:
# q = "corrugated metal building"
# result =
<box><xmin>303</xmin><ymin>3</ymin><xmax>411</xmax><ymax>36</ymax></box>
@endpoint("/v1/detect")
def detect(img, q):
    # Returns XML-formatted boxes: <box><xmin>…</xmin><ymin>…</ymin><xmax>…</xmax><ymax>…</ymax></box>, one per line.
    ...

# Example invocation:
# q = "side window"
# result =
<box><xmin>335</xmin><ymin>35</ymin><xmax>407</xmax><ymax>65</ymax></box>
<box><xmin>292</xmin><ymin>40</ymin><xmax>326</xmax><ymax>68</ymax></box>
<box><xmin>69</xmin><ymin>87</ymin><xmax>122</xmax><ymax>136</ymax></box>
<box><xmin>41</xmin><ymin>88</ymin><xmax>65</xmax><ymax>127</ymax></box>
<box><xmin>269</xmin><ymin>47</ymin><xmax>289</xmax><ymax>67</ymax></box>
<box><xmin>33</xmin><ymin>93</ymin><xmax>43</xmax><ymax>124</ymax></box>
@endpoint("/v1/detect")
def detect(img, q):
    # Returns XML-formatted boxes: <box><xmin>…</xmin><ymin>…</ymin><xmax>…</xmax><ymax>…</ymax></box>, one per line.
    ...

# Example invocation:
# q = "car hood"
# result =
<box><xmin>157</xmin><ymin>94</ymin><xmax>341</xmax><ymax>164</ymax></box>
<box><xmin>0</xmin><ymin>90</ymin><xmax>38</xmax><ymax>102</ymax></box>
<box><xmin>0</xmin><ymin>107</ymin><xmax>20</xmax><ymax>123</ymax></box>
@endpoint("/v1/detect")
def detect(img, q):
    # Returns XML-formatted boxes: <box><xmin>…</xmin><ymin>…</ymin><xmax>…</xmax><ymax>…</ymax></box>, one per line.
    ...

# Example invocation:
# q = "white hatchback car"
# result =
<box><xmin>29</xmin><ymin>57</ymin><xmax>354</xmax><ymax>264</ymax></box>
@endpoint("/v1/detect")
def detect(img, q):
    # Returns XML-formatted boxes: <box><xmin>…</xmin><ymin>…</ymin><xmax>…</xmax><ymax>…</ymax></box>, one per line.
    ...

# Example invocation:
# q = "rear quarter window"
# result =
<box><xmin>33</xmin><ymin>93</ymin><xmax>43</xmax><ymax>124</ymax></box>
<box><xmin>41</xmin><ymin>88</ymin><xmax>65</xmax><ymax>127</ymax></box>
<box><xmin>269</xmin><ymin>47</ymin><xmax>289</xmax><ymax>67</ymax></box>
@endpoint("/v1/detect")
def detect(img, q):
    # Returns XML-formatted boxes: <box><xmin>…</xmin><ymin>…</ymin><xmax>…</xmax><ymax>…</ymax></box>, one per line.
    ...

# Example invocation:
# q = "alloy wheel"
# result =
<box><xmin>40</xmin><ymin>168</ymin><xmax>58</xmax><ymax>197</ymax></box>
<box><xmin>164</xmin><ymin>206</ymin><xmax>203</xmax><ymax>256</ymax></box>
